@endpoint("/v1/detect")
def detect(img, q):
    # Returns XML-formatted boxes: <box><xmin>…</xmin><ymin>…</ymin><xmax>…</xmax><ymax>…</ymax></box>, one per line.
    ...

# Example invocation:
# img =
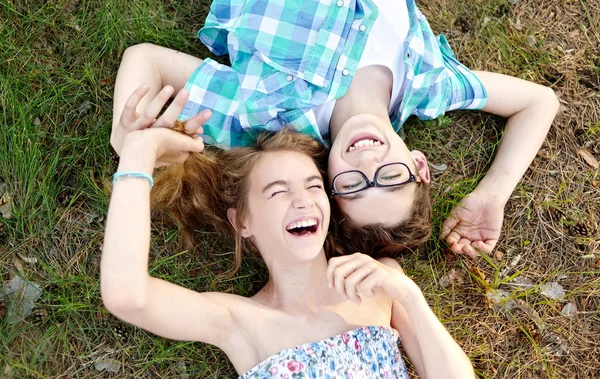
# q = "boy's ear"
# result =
<box><xmin>410</xmin><ymin>150</ymin><xmax>430</xmax><ymax>184</ymax></box>
<box><xmin>227</xmin><ymin>208</ymin><xmax>251</xmax><ymax>237</ymax></box>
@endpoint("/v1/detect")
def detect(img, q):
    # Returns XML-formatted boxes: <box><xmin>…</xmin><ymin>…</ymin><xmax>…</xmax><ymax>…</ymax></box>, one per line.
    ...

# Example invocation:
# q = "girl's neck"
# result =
<box><xmin>255</xmin><ymin>252</ymin><xmax>343</xmax><ymax>312</ymax></box>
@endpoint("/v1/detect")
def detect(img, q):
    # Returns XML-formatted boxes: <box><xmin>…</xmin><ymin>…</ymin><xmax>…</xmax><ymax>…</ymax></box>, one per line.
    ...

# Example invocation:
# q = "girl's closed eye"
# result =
<box><xmin>270</xmin><ymin>189</ymin><xmax>288</xmax><ymax>198</ymax></box>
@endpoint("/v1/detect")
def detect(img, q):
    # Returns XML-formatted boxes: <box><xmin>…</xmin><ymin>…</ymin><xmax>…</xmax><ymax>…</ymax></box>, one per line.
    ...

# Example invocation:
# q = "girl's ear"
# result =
<box><xmin>410</xmin><ymin>150</ymin><xmax>431</xmax><ymax>184</ymax></box>
<box><xmin>227</xmin><ymin>208</ymin><xmax>251</xmax><ymax>237</ymax></box>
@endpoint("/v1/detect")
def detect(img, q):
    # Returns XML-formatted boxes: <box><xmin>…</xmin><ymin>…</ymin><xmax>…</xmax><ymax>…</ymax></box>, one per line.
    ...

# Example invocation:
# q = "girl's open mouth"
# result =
<box><xmin>286</xmin><ymin>218</ymin><xmax>319</xmax><ymax>236</ymax></box>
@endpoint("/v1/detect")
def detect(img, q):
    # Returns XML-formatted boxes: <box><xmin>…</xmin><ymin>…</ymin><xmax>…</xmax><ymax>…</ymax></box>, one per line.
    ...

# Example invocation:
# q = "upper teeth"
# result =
<box><xmin>349</xmin><ymin>139</ymin><xmax>381</xmax><ymax>151</ymax></box>
<box><xmin>286</xmin><ymin>219</ymin><xmax>318</xmax><ymax>230</ymax></box>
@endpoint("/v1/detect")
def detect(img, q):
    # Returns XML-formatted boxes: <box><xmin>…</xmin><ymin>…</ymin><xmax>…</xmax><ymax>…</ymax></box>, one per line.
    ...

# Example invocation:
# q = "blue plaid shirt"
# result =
<box><xmin>179</xmin><ymin>0</ymin><xmax>487</xmax><ymax>148</ymax></box>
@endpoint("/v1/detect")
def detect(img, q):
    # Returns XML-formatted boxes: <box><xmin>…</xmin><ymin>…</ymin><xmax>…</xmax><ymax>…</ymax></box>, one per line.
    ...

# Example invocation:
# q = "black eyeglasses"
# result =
<box><xmin>331</xmin><ymin>162</ymin><xmax>418</xmax><ymax>196</ymax></box>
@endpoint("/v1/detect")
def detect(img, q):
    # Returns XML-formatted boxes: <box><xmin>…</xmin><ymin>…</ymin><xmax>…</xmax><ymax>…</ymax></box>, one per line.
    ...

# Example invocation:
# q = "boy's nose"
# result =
<box><xmin>357</xmin><ymin>153</ymin><xmax>381</xmax><ymax>174</ymax></box>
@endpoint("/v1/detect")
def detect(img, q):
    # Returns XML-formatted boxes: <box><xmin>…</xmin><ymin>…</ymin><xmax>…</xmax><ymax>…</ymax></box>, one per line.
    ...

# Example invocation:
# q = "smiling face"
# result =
<box><xmin>328</xmin><ymin>114</ymin><xmax>431</xmax><ymax>227</ymax></box>
<box><xmin>240</xmin><ymin>150</ymin><xmax>331</xmax><ymax>262</ymax></box>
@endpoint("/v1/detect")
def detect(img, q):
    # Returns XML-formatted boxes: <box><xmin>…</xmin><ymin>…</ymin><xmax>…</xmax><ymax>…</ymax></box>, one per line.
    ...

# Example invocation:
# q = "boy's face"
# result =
<box><xmin>328</xmin><ymin>114</ymin><xmax>430</xmax><ymax>226</ymax></box>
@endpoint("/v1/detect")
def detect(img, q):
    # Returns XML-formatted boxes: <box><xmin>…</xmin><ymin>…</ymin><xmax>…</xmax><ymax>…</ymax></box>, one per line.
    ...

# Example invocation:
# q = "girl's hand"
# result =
<box><xmin>121</xmin><ymin>122</ymin><xmax>207</xmax><ymax>170</ymax></box>
<box><xmin>113</xmin><ymin>84</ymin><xmax>212</xmax><ymax>160</ymax></box>
<box><xmin>326</xmin><ymin>253</ymin><xmax>418</xmax><ymax>304</ymax></box>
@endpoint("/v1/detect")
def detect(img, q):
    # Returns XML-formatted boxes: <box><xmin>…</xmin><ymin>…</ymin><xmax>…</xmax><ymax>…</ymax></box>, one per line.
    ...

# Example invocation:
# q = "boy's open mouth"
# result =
<box><xmin>286</xmin><ymin>218</ymin><xmax>319</xmax><ymax>236</ymax></box>
<box><xmin>347</xmin><ymin>136</ymin><xmax>383</xmax><ymax>152</ymax></box>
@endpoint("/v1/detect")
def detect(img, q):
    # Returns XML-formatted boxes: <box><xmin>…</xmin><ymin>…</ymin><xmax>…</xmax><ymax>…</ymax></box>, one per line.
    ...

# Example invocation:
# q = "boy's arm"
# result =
<box><xmin>111</xmin><ymin>43</ymin><xmax>206</xmax><ymax>155</ymax></box>
<box><xmin>441</xmin><ymin>71</ymin><xmax>559</xmax><ymax>256</ymax></box>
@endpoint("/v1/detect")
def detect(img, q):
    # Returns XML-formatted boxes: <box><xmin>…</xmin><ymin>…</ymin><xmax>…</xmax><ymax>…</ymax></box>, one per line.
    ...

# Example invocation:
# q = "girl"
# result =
<box><xmin>101</xmin><ymin>91</ymin><xmax>475</xmax><ymax>377</ymax></box>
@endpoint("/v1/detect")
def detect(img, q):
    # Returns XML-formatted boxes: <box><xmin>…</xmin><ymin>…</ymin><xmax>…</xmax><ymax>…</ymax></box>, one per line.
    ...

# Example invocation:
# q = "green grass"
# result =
<box><xmin>1</xmin><ymin>0</ymin><xmax>599</xmax><ymax>378</ymax></box>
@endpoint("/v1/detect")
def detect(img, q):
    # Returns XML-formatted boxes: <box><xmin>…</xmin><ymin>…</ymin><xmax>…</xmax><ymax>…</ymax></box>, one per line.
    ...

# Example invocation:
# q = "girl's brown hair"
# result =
<box><xmin>151</xmin><ymin>129</ymin><xmax>336</xmax><ymax>275</ymax></box>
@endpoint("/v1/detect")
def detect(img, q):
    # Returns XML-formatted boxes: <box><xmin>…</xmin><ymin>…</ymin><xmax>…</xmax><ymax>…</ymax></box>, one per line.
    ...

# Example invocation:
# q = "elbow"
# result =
<box><xmin>543</xmin><ymin>86</ymin><xmax>560</xmax><ymax>115</ymax></box>
<box><xmin>121</xmin><ymin>43</ymin><xmax>160</xmax><ymax>61</ymax></box>
<box><xmin>101</xmin><ymin>283</ymin><xmax>147</xmax><ymax>316</ymax></box>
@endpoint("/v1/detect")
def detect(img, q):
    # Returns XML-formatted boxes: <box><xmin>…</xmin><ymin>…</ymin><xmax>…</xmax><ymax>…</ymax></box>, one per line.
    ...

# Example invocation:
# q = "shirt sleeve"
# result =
<box><xmin>198</xmin><ymin>0</ymin><xmax>246</xmax><ymax>56</ymax></box>
<box><xmin>437</xmin><ymin>34</ymin><xmax>488</xmax><ymax>112</ymax></box>
<box><xmin>178</xmin><ymin>59</ymin><xmax>254</xmax><ymax>149</ymax></box>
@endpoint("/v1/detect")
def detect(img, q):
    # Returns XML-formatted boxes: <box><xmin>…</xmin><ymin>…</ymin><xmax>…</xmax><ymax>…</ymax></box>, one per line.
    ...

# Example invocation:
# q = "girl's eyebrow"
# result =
<box><xmin>262</xmin><ymin>180</ymin><xmax>288</xmax><ymax>193</ymax></box>
<box><xmin>262</xmin><ymin>176</ymin><xmax>323</xmax><ymax>193</ymax></box>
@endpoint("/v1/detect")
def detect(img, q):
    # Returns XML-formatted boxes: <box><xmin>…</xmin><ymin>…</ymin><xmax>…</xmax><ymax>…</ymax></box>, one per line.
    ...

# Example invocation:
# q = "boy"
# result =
<box><xmin>111</xmin><ymin>0</ymin><xmax>558</xmax><ymax>257</ymax></box>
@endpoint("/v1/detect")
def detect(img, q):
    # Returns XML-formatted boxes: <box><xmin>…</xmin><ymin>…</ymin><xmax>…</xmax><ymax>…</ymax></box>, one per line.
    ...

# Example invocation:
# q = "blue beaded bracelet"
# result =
<box><xmin>112</xmin><ymin>171</ymin><xmax>154</xmax><ymax>189</ymax></box>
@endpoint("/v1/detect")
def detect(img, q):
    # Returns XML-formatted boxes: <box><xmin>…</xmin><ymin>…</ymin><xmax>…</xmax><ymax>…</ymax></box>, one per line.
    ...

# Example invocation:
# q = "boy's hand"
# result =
<box><xmin>112</xmin><ymin>84</ymin><xmax>212</xmax><ymax>160</ymax></box>
<box><xmin>327</xmin><ymin>253</ymin><xmax>419</xmax><ymax>305</ymax></box>
<box><xmin>440</xmin><ymin>191</ymin><xmax>504</xmax><ymax>257</ymax></box>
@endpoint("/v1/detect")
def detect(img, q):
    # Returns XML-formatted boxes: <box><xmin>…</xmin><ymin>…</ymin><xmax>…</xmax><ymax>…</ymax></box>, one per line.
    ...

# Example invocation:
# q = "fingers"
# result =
<box><xmin>445</xmin><ymin>229</ymin><xmax>463</xmax><ymax>248</ymax></box>
<box><xmin>122</xmin><ymin>84</ymin><xmax>150</xmax><ymax>125</ymax></box>
<box><xmin>326</xmin><ymin>253</ymin><xmax>360</xmax><ymax>287</ymax></box>
<box><xmin>139</xmin><ymin>85</ymin><xmax>175</xmax><ymax>126</ymax></box>
<box><xmin>332</xmin><ymin>259</ymin><xmax>361</xmax><ymax>296</ymax></box>
<box><xmin>440</xmin><ymin>215</ymin><xmax>459</xmax><ymax>239</ymax></box>
<box><xmin>152</xmin><ymin>88</ymin><xmax>190</xmax><ymax>128</ymax></box>
<box><xmin>474</xmin><ymin>240</ymin><xmax>497</xmax><ymax>255</ymax></box>
<box><xmin>344</xmin><ymin>266</ymin><xmax>374</xmax><ymax>304</ymax></box>
<box><xmin>184</xmin><ymin>110</ymin><xmax>212</xmax><ymax>134</ymax></box>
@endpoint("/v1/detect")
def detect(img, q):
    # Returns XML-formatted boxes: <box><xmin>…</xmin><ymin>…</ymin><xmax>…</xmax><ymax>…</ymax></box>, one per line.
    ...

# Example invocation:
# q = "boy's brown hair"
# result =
<box><xmin>331</xmin><ymin>182</ymin><xmax>432</xmax><ymax>258</ymax></box>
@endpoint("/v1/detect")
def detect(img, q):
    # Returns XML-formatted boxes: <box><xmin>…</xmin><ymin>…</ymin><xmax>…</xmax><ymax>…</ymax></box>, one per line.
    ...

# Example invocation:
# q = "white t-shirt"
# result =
<box><xmin>313</xmin><ymin>0</ymin><xmax>410</xmax><ymax>131</ymax></box>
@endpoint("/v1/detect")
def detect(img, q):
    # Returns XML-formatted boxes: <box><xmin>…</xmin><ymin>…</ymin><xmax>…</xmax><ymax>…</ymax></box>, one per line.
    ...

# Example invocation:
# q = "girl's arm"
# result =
<box><xmin>328</xmin><ymin>254</ymin><xmax>475</xmax><ymax>379</ymax></box>
<box><xmin>111</xmin><ymin>44</ymin><xmax>208</xmax><ymax>156</ymax></box>
<box><xmin>441</xmin><ymin>72</ymin><xmax>559</xmax><ymax>256</ymax></box>
<box><xmin>101</xmin><ymin>106</ymin><xmax>240</xmax><ymax>349</ymax></box>
<box><xmin>377</xmin><ymin>258</ymin><xmax>427</xmax><ymax>378</ymax></box>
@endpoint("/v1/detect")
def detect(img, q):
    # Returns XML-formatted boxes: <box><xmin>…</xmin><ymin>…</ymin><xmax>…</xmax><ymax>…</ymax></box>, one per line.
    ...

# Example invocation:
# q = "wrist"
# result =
<box><xmin>472</xmin><ymin>180</ymin><xmax>510</xmax><ymax>206</ymax></box>
<box><xmin>388</xmin><ymin>274</ymin><xmax>423</xmax><ymax>306</ymax></box>
<box><xmin>118</xmin><ymin>133</ymin><xmax>157</xmax><ymax>174</ymax></box>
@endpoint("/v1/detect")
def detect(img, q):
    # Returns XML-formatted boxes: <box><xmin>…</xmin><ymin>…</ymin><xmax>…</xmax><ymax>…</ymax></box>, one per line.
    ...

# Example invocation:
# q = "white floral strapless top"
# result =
<box><xmin>239</xmin><ymin>325</ymin><xmax>409</xmax><ymax>378</ymax></box>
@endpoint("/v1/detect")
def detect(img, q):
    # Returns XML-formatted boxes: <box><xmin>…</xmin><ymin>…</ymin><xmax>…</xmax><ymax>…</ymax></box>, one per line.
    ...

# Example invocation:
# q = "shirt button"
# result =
<box><xmin>286</xmin><ymin>74</ymin><xmax>293</xmax><ymax>82</ymax></box>
<box><xmin>359</xmin><ymin>24</ymin><xmax>366</xmax><ymax>32</ymax></box>
<box><xmin>336</xmin><ymin>0</ymin><xmax>344</xmax><ymax>7</ymax></box>
<box><xmin>342</xmin><ymin>69</ymin><xmax>349</xmax><ymax>76</ymax></box>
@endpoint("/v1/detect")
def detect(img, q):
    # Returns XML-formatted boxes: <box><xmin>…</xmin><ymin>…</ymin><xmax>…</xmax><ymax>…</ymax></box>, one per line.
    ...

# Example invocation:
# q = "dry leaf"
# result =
<box><xmin>12</xmin><ymin>257</ymin><xmax>24</xmax><ymax>276</ymax></box>
<box><xmin>505</xmin><ymin>275</ymin><xmax>535</xmax><ymax>290</ymax></box>
<box><xmin>100</xmin><ymin>77</ymin><xmax>113</xmax><ymax>86</ymax></box>
<box><xmin>430</xmin><ymin>163</ymin><xmax>448</xmax><ymax>172</ymax></box>
<box><xmin>509</xmin><ymin>19</ymin><xmax>523</xmax><ymax>31</ymax></box>
<box><xmin>439</xmin><ymin>268</ymin><xmax>465</xmax><ymax>288</ymax></box>
<box><xmin>0</xmin><ymin>193</ymin><xmax>11</xmax><ymax>219</ymax></box>
<box><xmin>77</xmin><ymin>100</ymin><xmax>91</xmax><ymax>116</ymax></box>
<box><xmin>94</xmin><ymin>359</ymin><xmax>121</xmax><ymax>373</ymax></box>
<box><xmin>17</xmin><ymin>254</ymin><xmax>37</xmax><ymax>264</ymax></box>
<box><xmin>0</xmin><ymin>300</ymin><xmax>6</xmax><ymax>320</ymax></box>
<box><xmin>63</xmin><ymin>0</ymin><xmax>81</xmax><ymax>15</ymax></box>
<box><xmin>0</xmin><ymin>275</ymin><xmax>43</xmax><ymax>324</ymax></box>
<box><xmin>539</xmin><ymin>282</ymin><xmax>565</xmax><ymax>299</ymax></box>
<box><xmin>561</xmin><ymin>302</ymin><xmax>577</xmax><ymax>319</ymax></box>
<box><xmin>592</xmin><ymin>180</ymin><xmax>599</xmax><ymax>187</ymax></box>
<box><xmin>468</xmin><ymin>266</ymin><xmax>487</xmax><ymax>281</ymax></box>
<box><xmin>486</xmin><ymin>289</ymin><xmax>517</xmax><ymax>315</ymax></box>
<box><xmin>577</xmin><ymin>149</ymin><xmax>599</xmax><ymax>169</ymax></box>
